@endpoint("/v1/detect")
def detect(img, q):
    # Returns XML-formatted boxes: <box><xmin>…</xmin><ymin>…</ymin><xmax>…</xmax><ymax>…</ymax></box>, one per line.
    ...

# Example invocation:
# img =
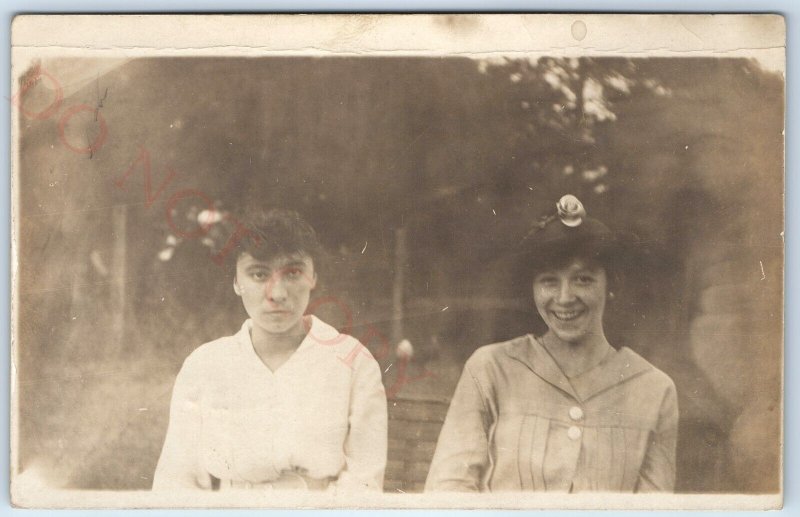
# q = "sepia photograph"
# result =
<box><xmin>9</xmin><ymin>14</ymin><xmax>785</xmax><ymax>509</ymax></box>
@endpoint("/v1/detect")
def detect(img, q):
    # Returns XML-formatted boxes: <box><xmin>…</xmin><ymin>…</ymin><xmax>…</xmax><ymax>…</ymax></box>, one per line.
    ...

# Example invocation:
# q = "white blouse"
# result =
<box><xmin>153</xmin><ymin>316</ymin><xmax>388</xmax><ymax>491</ymax></box>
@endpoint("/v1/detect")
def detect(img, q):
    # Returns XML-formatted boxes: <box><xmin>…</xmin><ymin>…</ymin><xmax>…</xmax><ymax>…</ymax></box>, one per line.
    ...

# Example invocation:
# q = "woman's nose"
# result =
<box><xmin>266</xmin><ymin>276</ymin><xmax>289</xmax><ymax>301</ymax></box>
<box><xmin>556</xmin><ymin>281</ymin><xmax>576</xmax><ymax>304</ymax></box>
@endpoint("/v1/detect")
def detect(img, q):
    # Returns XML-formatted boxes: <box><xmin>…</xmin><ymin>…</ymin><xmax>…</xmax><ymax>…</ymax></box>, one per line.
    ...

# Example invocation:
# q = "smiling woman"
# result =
<box><xmin>152</xmin><ymin>209</ymin><xmax>388</xmax><ymax>491</ymax></box>
<box><xmin>425</xmin><ymin>195</ymin><xmax>678</xmax><ymax>493</ymax></box>
<box><xmin>532</xmin><ymin>260</ymin><xmax>608</xmax><ymax>355</ymax></box>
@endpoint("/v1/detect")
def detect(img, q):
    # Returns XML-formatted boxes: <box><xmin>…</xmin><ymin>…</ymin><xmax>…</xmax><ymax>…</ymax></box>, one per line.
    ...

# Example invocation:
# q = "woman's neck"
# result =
<box><xmin>540</xmin><ymin>330</ymin><xmax>613</xmax><ymax>378</ymax></box>
<box><xmin>250</xmin><ymin>317</ymin><xmax>309</xmax><ymax>358</ymax></box>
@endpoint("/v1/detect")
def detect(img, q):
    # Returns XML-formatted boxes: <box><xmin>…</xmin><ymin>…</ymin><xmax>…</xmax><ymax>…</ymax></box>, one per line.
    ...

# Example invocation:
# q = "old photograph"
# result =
<box><xmin>9</xmin><ymin>14</ymin><xmax>785</xmax><ymax>509</ymax></box>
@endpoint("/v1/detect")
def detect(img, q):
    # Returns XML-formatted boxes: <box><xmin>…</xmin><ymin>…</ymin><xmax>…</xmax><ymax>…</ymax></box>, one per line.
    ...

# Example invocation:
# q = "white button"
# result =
<box><xmin>567</xmin><ymin>426</ymin><xmax>582</xmax><ymax>440</ymax></box>
<box><xmin>569</xmin><ymin>406</ymin><xmax>584</xmax><ymax>421</ymax></box>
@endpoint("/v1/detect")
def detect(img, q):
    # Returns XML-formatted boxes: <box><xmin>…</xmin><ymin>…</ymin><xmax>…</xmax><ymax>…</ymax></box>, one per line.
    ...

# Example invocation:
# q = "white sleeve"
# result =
<box><xmin>152</xmin><ymin>354</ymin><xmax>213</xmax><ymax>490</ymax></box>
<box><xmin>334</xmin><ymin>345</ymin><xmax>388</xmax><ymax>491</ymax></box>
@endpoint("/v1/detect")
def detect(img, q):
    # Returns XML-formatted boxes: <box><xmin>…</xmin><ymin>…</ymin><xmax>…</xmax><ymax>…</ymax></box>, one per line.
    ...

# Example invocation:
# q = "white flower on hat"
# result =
<box><xmin>556</xmin><ymin>194</ymin><xmax>586</xmax><ymax>227</ymax></box>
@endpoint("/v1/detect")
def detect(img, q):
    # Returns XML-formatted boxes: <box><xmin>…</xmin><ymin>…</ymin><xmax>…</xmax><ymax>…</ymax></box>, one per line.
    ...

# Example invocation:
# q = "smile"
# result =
<box><xmin>552</xmin><ymin>309</ymin><xmax>584</xmax><ymax>321</ymax></box>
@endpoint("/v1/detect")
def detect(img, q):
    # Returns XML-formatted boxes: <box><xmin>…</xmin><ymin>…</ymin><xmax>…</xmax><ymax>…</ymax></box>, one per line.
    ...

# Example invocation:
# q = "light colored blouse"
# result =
<box><xmin>425</xmin><ymin>335</ymin><xmax>678</xmax><ymax>492</ymax></box>
<box><xmin>153</xmin><ymin>316</ymin><xmax>388</xmax><ymax>491</ymax></box>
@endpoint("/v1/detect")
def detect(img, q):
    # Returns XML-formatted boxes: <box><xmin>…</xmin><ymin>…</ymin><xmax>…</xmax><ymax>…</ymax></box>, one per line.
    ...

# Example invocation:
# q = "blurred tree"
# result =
<box><xmin>481</xmin><ymin>57</ymin><xmax>671</xmax><ymax>204</ymax></box>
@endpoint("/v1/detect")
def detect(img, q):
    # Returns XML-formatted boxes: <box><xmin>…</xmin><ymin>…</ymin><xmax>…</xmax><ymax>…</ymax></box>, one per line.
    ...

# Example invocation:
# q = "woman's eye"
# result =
<box><xmin>251</xmin><ymin>271</ymin><xmax>268</xmax><ymax>280</ymax></box>
<box><xmin>575</xmin><ymin>275</ymin><xmax>595</xmax><ymax>285</ymax></box>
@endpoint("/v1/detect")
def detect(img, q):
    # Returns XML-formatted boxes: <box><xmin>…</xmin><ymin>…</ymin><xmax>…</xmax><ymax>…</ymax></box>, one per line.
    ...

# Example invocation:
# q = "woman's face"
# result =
<box><xmin>234</xmin><ymin>251</ymin><xmax>317</xmax><ymax>337</ymax></box>
<box><xmin>532</xmin><ymin>258</ymin><xmax>607</xmax><ymax>345</ymax></box>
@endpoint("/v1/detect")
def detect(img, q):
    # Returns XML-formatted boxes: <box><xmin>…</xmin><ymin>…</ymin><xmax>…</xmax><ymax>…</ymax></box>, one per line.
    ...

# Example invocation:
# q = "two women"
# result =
<box><xmin>154</xmin><ymin>196</ymin><xmax>678</xmax><ymax>493</ymax></box>
<box><xmin>425</xmin><ymin>195</ymin><xmax>678</xmax><ymax>492</ymax></box>
<box><xmin>153</xmin><ymin>209</ymin><xmax>388</xmax><ymax>491</ymax></box>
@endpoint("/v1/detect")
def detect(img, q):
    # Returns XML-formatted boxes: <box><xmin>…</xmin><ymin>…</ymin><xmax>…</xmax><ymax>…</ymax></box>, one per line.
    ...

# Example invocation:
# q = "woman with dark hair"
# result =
<box><xmin>425</xmin><ymin>195</ymin><xmax>678</xmax><ymax>493</ymax></box>
<box><xmin>153</xmin><ymin>209</ymin><xmax>387</xmax><ymax>491</ymax></box>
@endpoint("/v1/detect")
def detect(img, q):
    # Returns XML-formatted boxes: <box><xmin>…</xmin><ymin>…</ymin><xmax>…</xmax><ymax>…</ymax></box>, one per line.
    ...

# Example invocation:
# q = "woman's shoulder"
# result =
<box><xmin>180</xmin><ymin>332</ymin><xmax>241</xmax><ymax>372</ymax></box>
<box><xmin>303</xmin><ymin>315</ymin><xmax>368</xmax><ymax>358</ymax></box>
<box><xmin>464</xmin><ymin>335</ymin><xmax>532</xmax><ymax>369</ymax></box>
<box><xmin>618</xmin><ymin>346</ymin><xmax>676</xmax><ymax>392</ymax></box>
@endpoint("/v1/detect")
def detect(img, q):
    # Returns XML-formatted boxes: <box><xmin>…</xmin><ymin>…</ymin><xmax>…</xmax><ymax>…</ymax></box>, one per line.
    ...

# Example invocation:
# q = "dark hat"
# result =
<box><xmin>517</xmin><ymin>194</ymin><xmax>620</xmax><ymax>266</ymax></box>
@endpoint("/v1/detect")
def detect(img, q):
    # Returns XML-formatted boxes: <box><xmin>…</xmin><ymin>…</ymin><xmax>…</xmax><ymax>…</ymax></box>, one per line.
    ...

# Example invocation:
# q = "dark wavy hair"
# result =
<box><xmin>227</xmin><ymin>208</ymin><xmax>324</xmax><ymax>276</ymax></box>
<box><xmin>525</xmin><ymin>239</ymin><xmax>624</xmax><ymax>291</ymax></box>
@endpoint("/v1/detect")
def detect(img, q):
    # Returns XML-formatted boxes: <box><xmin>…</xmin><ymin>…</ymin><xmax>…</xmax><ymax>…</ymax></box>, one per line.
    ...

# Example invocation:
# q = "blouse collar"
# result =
<box><xmin>505</xmin><ymin>335</ymin><xmax>653</xmax><ymax>403</ymax></box>
<box><xmin>236</xmin><ymin>315</ymin><xmax>342</xmax><ymax>372</ymax></box>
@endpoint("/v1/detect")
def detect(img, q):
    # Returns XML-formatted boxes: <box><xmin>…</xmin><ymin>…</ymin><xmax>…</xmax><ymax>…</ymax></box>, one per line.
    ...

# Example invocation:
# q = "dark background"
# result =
<box><xmin>15</xmin><ymin>56</ymin><xmax>783</xmax><ymax>493</ymax></box>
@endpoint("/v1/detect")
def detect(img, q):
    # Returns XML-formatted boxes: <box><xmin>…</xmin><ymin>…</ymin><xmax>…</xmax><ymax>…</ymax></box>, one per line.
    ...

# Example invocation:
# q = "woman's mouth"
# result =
<box><xmin>552</xmin><ymin>309</ymin><xmax>584</xmax><ymax>322</ymax></box>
